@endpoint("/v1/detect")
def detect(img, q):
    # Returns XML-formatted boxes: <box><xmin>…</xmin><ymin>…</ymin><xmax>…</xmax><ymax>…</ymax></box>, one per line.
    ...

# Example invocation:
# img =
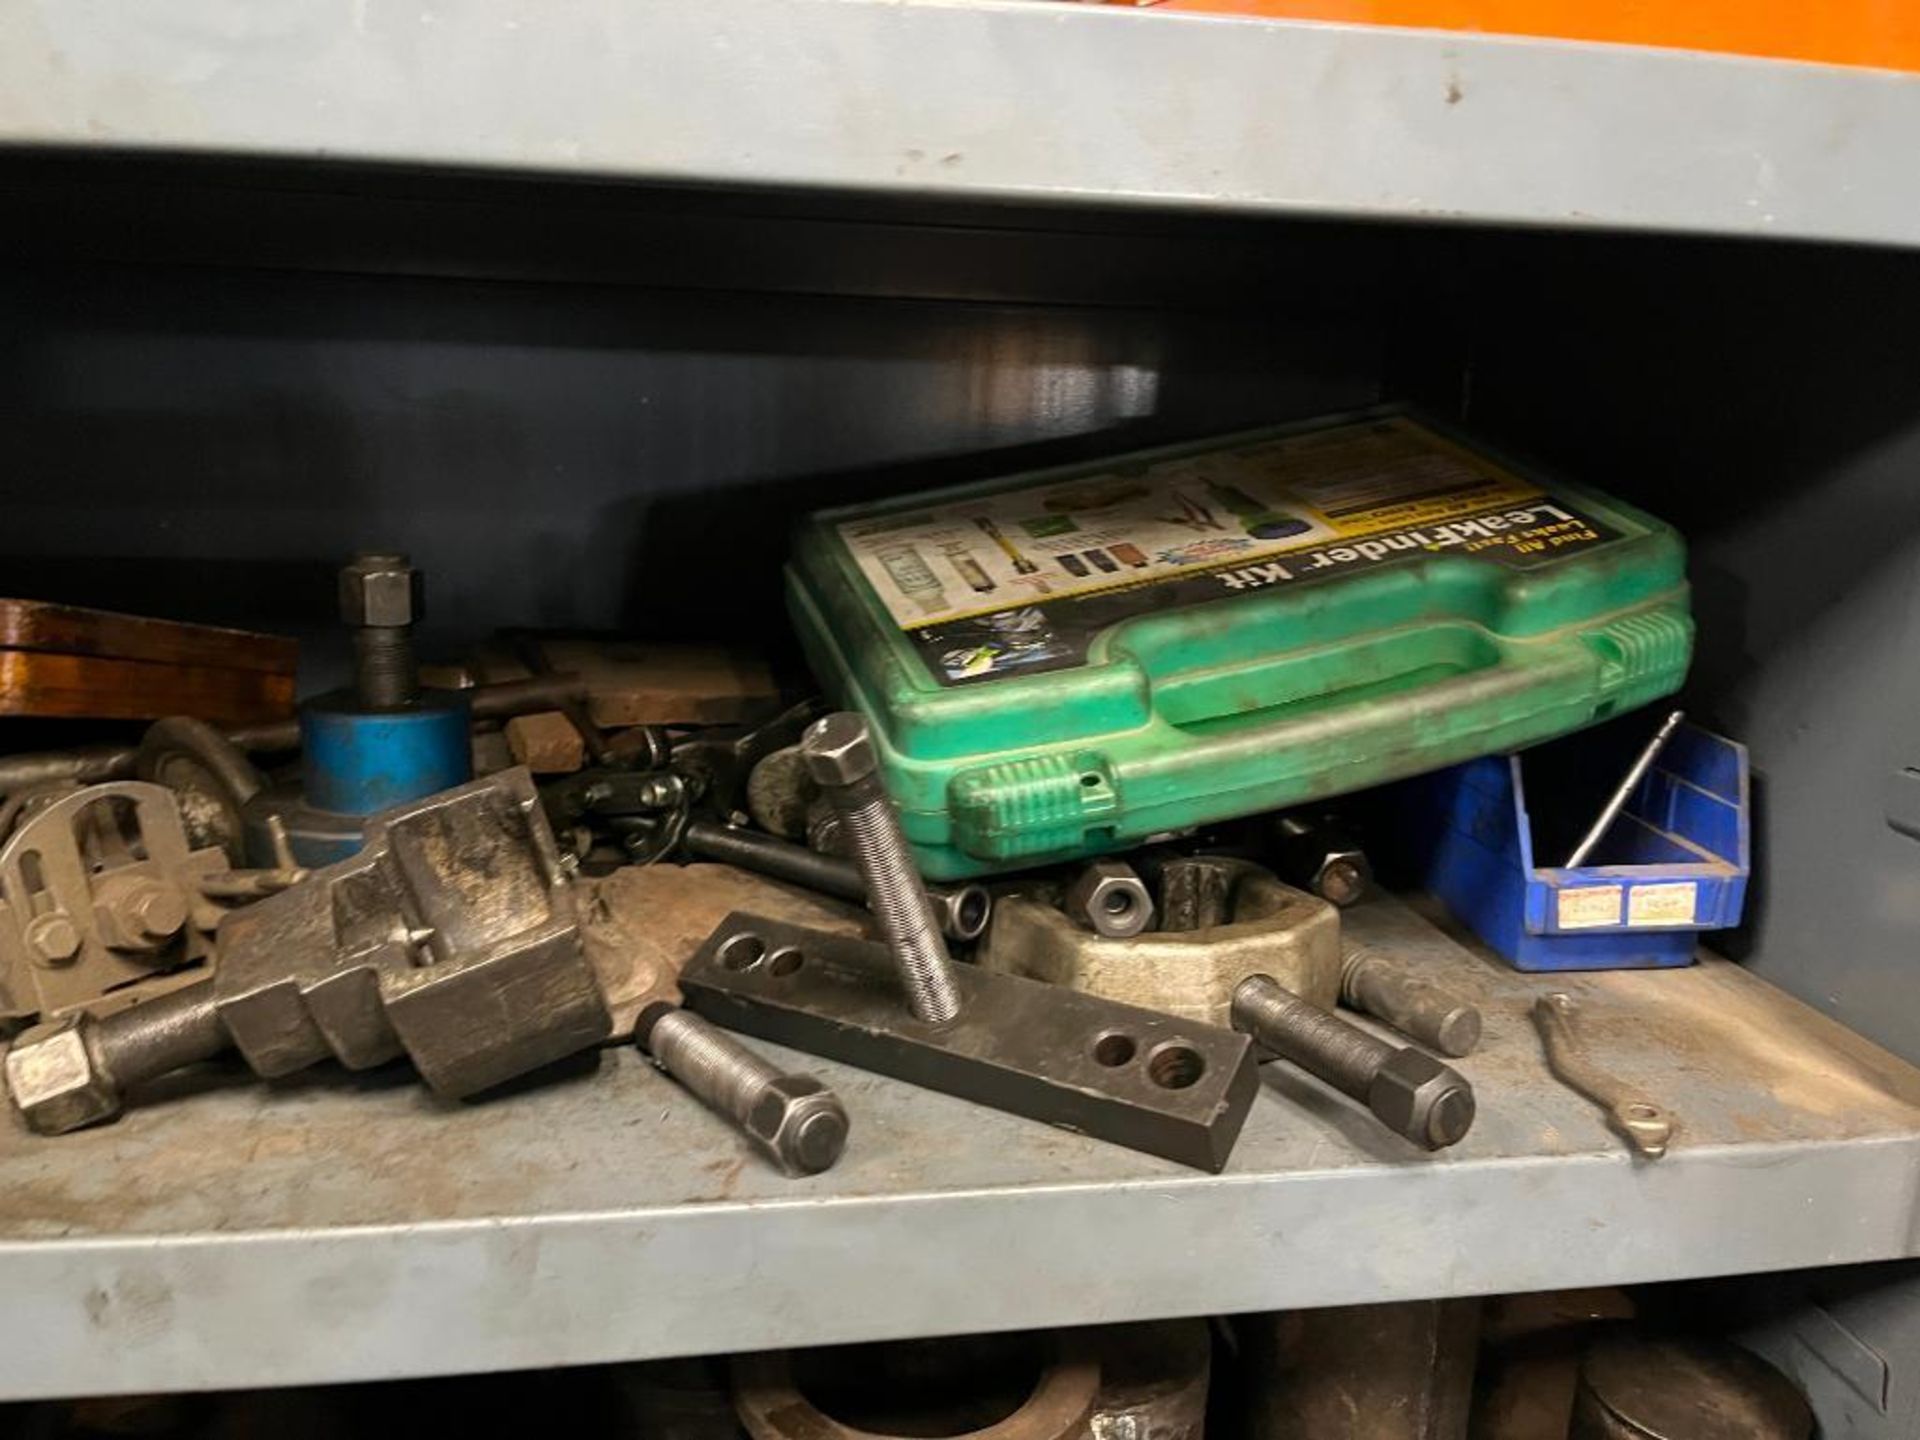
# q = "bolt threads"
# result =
<box><xmin>1233</xmin><ymin>974</ymin><xmax>1392</xmax><ymax>1103</ymax></box>
<box><xmin>801</xmin><ymin>713</ymin><xmax>963</xmax><ymax>1025</ymax></box>
<box><xmin>837</xmin><ymin>789</ymin><xmax>962</xmax><ymax>1024</ymax></box>
<box><xmin>352</xmin><ymin>626</ymin><xmax>418</xmax><ymax>709</ymax></box>
<box><xmin>646</xmin><ymin>1008</ymin><xmax>783</xmax><ymax>1122</ymax></box>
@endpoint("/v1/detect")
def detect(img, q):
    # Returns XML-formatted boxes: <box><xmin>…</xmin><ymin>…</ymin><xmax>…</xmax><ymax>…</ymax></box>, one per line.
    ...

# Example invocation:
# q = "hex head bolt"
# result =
<box><xmin>338</xmin><ymin>552</ymin><xmax>424</xmax><ymax>710</ymax></box>
<box><xmin>1232</xmin><ymin>973</ymin><xmax>1476</xmax><ymax>1150</ymax></box>
<box><xmin>800</xmin><ymin>713</ymin><xmax>963</xmax><ymax>1025</ymax></box>
<box><xmin>5</xmin><ymin>981</ymin><xmax>230</xmax><ymax>1135</ymax></box>
<box><xmin>637</xmin><ymin>1004</ymin><xmax>849</xmax><ymax>1176</ymax></box>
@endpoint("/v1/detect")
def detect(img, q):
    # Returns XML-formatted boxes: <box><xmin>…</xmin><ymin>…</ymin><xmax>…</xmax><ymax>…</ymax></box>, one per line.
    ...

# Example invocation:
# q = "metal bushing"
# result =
<box><xmin>1571</xmin><ymin>1332</ymin><xmax>1811</xmax><ymax>1440</ymax></box>
<box><xmin>301</xmin><ymin>691</ymin><xmax>472</xmax><ymax>816</ymax></box>
<box><xmin>733</xmin><ymin>1332</ymin><xmax>1101</xmax><ymax>1440</ymax></box>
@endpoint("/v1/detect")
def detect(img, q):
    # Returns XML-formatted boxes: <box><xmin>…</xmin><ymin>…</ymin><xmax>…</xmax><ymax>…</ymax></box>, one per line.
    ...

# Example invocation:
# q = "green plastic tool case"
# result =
<box><xmin>788</xmin><ymin>409</ymin><xmax>1693</xmax><ymax>880</ymax></box>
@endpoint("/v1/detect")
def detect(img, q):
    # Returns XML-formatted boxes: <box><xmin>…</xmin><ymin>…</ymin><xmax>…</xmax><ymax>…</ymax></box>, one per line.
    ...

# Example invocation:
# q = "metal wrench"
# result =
<box><xmin>1533</xmin><ymin>991</ymin><xmax>1676</xmax><ymax>1158</ymax></box>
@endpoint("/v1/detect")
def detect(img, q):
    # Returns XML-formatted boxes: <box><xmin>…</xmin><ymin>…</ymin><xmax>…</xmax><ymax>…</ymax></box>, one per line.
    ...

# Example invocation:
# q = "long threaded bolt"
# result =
<box><xmin>1340</xmin><ymin>942</ymin><xmax>1483</xmax><ymax>1058</ymax></box>
<box><xmin>339</xmin><ymin>552</ymin><xmax>422</xmax><ymax>710</ymax></box>
<box><xmin>1232</xmin><ymin>973</ymin><xmax>1476</xmax><ymax>1150</ymax></box>
<box><xmin>799</xmin><ymin>713</ymin><xmax>962</xmax><ymax>1024</ymax></box>
<box><xmin>638</xmin><ymin>1006</ymin><xmax>849</xmax><ymax>1175</ymax></box>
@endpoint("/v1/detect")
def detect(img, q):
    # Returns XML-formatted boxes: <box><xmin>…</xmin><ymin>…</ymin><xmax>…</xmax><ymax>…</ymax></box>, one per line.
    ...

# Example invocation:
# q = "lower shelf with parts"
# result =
<box><xmin>1</xmin><ymin>894</ymin><xmax>1916</xmax><ymax>1400</ymax></box>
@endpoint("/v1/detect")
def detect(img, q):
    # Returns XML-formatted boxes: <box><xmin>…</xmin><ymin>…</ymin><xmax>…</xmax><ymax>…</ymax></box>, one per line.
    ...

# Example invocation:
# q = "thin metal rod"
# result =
<box><xmin>683</xmin><ymin>820</ymin><xmax>865</xmax><ymax>903</ymax></box>
<box><xmin>1564</xmin><ymin>709</ymin><xmax>1684</xmax><ymax>869</ymax></box>
<box><xmin>92</xmin><ymin>982</ymin><xmax>231</xmax><ymax>1089</ymax></box>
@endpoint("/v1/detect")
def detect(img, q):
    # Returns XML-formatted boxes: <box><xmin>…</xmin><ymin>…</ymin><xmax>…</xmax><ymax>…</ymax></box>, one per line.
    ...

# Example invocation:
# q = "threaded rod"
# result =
<box><xmin>1232</xmin><ymin>973</ymin><xmax>1393</xmax><ymax>1101</ymax></box>
<box><xmin>353</xmin><ymin>626</ymin><xmax>418</xmax><ymax>709</ymax></box>
<box><xmin>646</xmin><ymin>1008</ymin><xmax>784</xmax><ymax>1119</ymax></box>
<box><xmin>835</xmin><ymin>782</ymin><xmax>962</xmax><ymax>1024</ymax></box>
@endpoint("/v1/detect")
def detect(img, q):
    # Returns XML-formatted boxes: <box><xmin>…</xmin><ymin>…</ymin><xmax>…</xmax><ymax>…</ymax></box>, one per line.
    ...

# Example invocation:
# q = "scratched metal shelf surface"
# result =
<box><xmin>2</xmin><ymin>894</ymin><xmax>1918</xmax><ymax>1399</ymax></box>
<box><xmin>4</xmin><ymin>0</ymin><xmax>1920</xmax><ymax>247</ymax></box>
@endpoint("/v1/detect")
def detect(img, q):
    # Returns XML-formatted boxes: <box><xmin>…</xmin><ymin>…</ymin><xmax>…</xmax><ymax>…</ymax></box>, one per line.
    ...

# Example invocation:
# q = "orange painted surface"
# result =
<box><xmin>1147</xmin><ymin>1</ymin><xmax>1920</xmax><ymax>73</ymax></box>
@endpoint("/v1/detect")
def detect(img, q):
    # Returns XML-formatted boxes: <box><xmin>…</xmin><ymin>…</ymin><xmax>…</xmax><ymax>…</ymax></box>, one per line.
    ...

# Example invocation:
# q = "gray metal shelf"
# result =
<box><xmin>3</xmin><ymin>895</ymin><xmax>1918</xmax><ymax>1398</ymax></box>
<box><xmin>3</xmin><ymin>0</ymin><xmax>1919</xmax><ymax>246</ymax></box>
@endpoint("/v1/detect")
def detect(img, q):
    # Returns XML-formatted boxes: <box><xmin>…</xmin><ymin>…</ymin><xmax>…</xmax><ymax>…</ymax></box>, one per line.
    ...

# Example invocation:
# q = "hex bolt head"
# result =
<box><xmin>1314</xmin><ymin>852</ymin><xmax>1372</xmax><ymax>907</ymax></box>
<box><xmin>125</xmin><ymin>882</ymin><xmax>187</xmax><ymax>944</ymax></box>
<box><xmin>747</xmin><ymin>1075</ymin><xmax>851</xmax><ymax>1175</ymax></box>
<box><xmin>800</xmin><ymin>713</ymin><xmax>878</xmax><ymax>789</ymax></box>
<box><xmin>1066</xmin><ymin>859</ymin><xmax>1155</xmax><ymax>938</ymax></box>
<box><xmin>1368</xmin><ymin>1047</ymin><xmax>1476</xmax><ymax>1150</ymax></box>
<box><xmin>4</xmin><ymin>1014</ymin><xmax>122</xmax><ymax>1135</ymax></box>
<box><xmin>338</xmin><ymin>552</ymin><xmax>423</xmax><ymax>629</ymax></box>
<box><xmin>1275</xmin><ymin>815</ymin><xmax>1373</xmax><ymax>908</ymax></box>
<box><xmin>24</xmin><ymin>913</ymin><xmax>82</xmax><ymax>966</ymax></box>
<box><xmin>95</xmin><ymin>879</ymin><xmax>188</xmax><ymax>952</ymax></box>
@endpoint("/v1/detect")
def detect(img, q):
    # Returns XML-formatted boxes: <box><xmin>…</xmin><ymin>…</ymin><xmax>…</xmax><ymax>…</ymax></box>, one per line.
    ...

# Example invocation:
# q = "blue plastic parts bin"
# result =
<box><xmin>1410</xmin><ymin>720</ymin><xmax>1749</xmax><ymax>970</ymax></box>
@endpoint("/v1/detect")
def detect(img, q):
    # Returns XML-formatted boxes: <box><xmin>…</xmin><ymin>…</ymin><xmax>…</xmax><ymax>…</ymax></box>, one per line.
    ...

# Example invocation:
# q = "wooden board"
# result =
<box><xmin>0</xmin><ymin>599</ymin><xmax>297</xmax><ymax>724</ymax></box>
<box><xmin>0</xmin><ymin>599</ymin><xmax>296</xmax><ymax>673</ymax></box>
<box><xmin>479</xmin><ymin>637</ymin><xmax>779</xmax><ymax>728</ymax></box>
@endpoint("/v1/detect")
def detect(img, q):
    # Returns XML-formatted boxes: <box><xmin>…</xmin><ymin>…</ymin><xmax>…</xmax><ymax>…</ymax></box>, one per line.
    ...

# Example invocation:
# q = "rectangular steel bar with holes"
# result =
<box><xmin>680</xmin><ymin>912</ymin><xmax>1259</xmax><ymax>1172</ymax></box>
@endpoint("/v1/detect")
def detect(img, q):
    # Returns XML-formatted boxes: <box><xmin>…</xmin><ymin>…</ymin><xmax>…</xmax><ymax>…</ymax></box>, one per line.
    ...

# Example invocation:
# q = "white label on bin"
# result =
<box><xmin>1558</xmin><ymin>885</ymin><xmax>1623</xmax><ymax>929</ymax></box>
<box><xmin>1628</xmin><ymin>881</ymin><xmax>1698</xmax><ymax>927</ymax></box>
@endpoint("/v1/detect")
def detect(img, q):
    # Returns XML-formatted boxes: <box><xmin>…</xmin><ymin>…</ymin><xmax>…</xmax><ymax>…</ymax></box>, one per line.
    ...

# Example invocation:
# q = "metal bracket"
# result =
<box><xmin>681</xmin><ymin>912</ymin><xmax>1260</xmax><ymax>1172</ymax></box>
<box><xmin>0</xmin><ymin>781</ymin><xmax>229</xmax><ymax>1022</ymax></box>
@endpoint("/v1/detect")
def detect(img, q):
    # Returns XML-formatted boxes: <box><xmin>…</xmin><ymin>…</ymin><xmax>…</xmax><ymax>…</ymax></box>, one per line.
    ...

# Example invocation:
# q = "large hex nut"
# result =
<box><xmin>338</xmin><ymin>553</ymin><xmax>423</xmax><ymax>628</ymax></box>
<box><xmin>927</xmin><ymin>882</ymin><xmax>993</xmax><ymax>944</ymax></box>
<box><xmin>1066</xmin><ymin>859</ymin><xmax>1155</xmax><ymax>939</ymax></box>
<box><xmin>746</xmin><ymin>1074</ymin><xmax>850</xmax><ymax>1176</ymax></box>
<box><xmin>4</xmin><ymin>1014</ymin><xmax>122</xmax><ymax>1135</ymax></box>
<box><xmin>1367</xmin><ymin>1047</ymin><xmax>1475</xmax><ymax>1151</ymax></box>
<box><xmin>799</xmin><ymin>713</ymin><xmax>878</xmax><ymax>789</ymax></box>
